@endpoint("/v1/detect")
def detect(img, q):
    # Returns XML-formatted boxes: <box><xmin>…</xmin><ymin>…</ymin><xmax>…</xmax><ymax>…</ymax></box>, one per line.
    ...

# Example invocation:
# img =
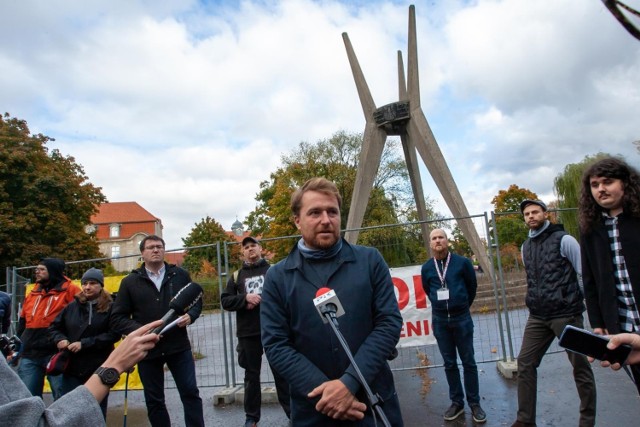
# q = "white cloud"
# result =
<box><xmin>2</xmin><ymin>0</ymin><xmax>640</xmax><ymax>249</ymax></box>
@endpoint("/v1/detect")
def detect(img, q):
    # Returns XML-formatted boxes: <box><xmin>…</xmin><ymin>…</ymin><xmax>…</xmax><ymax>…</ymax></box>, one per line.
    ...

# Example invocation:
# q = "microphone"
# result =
<box><xmin>313</xmin><ymin>287</ymin><xmax>345</xmax><ymax>324</ymax></box>
<box><xmin>150</xmin><ymin>282</ymin><xmax>204</xmax><ymax>334</ymax></box>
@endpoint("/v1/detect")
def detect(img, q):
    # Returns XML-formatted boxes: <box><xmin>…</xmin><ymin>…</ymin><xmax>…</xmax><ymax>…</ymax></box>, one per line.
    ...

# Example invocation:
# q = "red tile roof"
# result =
<box><xmin>91</xmin><ymin>202</ymin><xmax>159</xmax><ymax>224</ymax></box>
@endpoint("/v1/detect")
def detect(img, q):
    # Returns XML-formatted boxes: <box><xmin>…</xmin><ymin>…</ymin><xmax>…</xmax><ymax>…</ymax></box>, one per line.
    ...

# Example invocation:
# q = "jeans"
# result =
<box><xmin>432</xmin><ymin>311</ymin><xmax>480</xmax><ymax>406</ymax></box>
<box><xmin>61</xmin><ymin>373</ymin><xmax>109</xmax><ymax>419</ymax></box>
<box><xmin>17</xmin><ymin>356</ymin><xmax>64</xmax><ymax>400</ymax></box>
<box><xmin>137</xmin><ymin>349</ymin><xmax>204</xmax><ymax>427</ymax></box>
<box><xmin>238</xmin><ymin>336</ymin><xmax>291</xmax><ymax>422</ymax></box>
<box><xmin>516</xmin><ymin>315</ymin><xmax>596</xmax><ymax>426</ymax></box>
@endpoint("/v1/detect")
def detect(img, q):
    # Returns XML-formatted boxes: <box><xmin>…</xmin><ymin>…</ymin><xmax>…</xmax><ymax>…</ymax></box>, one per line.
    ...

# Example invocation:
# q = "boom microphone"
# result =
<box><xmin>313</xmin><ymin>287</ymin><xmax>345</xmax><ymax>324</ymax></box>
<box><xmin>150</xmin><ymin>282</ymin><xmax>204</xmax><ymax>334</ymax></box>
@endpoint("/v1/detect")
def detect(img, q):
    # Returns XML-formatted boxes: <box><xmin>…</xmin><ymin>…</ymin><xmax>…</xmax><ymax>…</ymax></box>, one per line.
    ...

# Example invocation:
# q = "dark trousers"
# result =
<box><xmin>238</xmin><ymin>336</ymin><xmax>291</xmax><ymax>422</ymax></box>
<box><xmin>137</xmin><ymin>349</ymin><xmax>204</xmax><ymax>427</ymax></box>
<box><xmin>432</xmin><ymin>311</ymin><xmax>480</xmax><ymax>406</ymax></box>
<box><xmin>516</xmin><ymin>315</ymin><xmax>597</xmax><ymax>427</ymax></box>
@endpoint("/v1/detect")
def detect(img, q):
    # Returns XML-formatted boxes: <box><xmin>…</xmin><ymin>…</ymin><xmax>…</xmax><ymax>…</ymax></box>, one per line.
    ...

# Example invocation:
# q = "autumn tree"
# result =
<box><xmin>554</xmin><ymin>152</ymin><xmax>614</xmax><ymax>237</ymax></box>
<box><xmin>181</xmin><ymin>216</ymin><xmax>236</xmax><ymax>277</ymax></box>
<box><xmin>244</xmin><ymin>131</ymin><xmax>439</xmax><ymax>264</ymax></box>
<box><xmin>0</xmin><ymin>113</ymin><xmax>106</xmax><ymax>276</ymax></box>
<box><xmin>490</xmin><ymin>184</ymin><xmax>538</xmax><ymax>259</ymax></box>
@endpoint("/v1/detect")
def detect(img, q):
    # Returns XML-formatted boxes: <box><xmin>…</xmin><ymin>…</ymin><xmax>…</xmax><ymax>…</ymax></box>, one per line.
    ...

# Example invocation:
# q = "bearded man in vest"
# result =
<box><xmin>511</xmin><ymin>200</ymin><xmax>596</xmax><ymax>427</ymax></box>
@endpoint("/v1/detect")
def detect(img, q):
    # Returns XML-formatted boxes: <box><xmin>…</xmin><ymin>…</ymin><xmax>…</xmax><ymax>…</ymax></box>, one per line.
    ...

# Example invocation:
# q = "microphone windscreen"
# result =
<box><xmin>169</xmin><ymin>282</ymin><xmax>204</xmax><ymax>314</ymax></box>
<box><xmin>316</xmin><ymin>287</ymin><xmax>332</xmax><ymax>298</ymax></box>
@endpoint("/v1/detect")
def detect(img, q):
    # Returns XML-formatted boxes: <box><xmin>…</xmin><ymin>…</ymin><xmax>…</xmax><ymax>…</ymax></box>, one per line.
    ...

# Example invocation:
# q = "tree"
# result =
<box><xmin>244</xmin><ymin>131</ymin><xmax>439</xmax><ymax>263</ymax></box>
<box><xmin>181</xmin><ymin>216</ymin><xmax>236</xmax><ymax>277</ymax></box>
<box><xmin>490</xmin><ymin>184</ymin><xmax>538</xmax><ymax>260</ymax></box>
<box><xmin>450</xmin><ymin>225</ymin><xmax>473</xmax><ymax>258</ymax></box>
<box><xmin>0</xmin><ymin>113</ymin><xmax>106</xmax><ymax>276</ymax></box>
<box><xmin>554</xmin><ymin>152</ymin><xmax>614</xmax><ymax>237</ymax></box>
<box><xmin>491</xmin><ymin>184</ymin><xmax>538</xmax><ymax>213</ymax></box>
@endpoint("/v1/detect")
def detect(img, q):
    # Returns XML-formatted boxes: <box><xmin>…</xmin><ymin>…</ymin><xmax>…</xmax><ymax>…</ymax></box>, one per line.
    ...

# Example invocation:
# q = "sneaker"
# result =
<box><xmin>443</xmin><ymin>402</ymin><xmax>464</xmax><ymax>421</ymax></box>
<box><xmin>471</xmin><ymin>404</ymin><xmax>486</xmax><ymax>423</ymax></box>
<box><xmin>243</xmin><ymin>420</ymin><xmax>257</xmax><ymax>427</ymax></box>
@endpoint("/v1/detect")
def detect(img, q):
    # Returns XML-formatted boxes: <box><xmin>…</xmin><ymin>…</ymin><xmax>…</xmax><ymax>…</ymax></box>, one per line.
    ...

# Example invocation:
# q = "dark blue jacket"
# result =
<box><xmin>0</xmin><ymin>291</ymin><xmax>10</xmax><ymax>334</ymax></box>
<box><xmin>261</xmin><ymin>240</ymin><xmax>403</xmax><ymax>426</ymax></box>
<box><xmin>421</xmin><ymin>252</ymin><xmax>477</xmax><ymax>317</ymax></box>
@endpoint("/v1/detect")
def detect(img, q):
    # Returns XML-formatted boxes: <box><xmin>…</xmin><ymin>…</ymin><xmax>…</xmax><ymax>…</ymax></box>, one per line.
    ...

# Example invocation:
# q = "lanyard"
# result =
<box><xmin>433</xmin><ymin>252</ymin><xmax>451</xmax><ymax>288</ymax></box>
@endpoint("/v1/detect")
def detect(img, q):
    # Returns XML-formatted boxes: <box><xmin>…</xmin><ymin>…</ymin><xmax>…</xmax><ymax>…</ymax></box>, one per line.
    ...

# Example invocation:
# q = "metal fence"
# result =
<box><xmin>3</xmin><ymin>208</ymin><xmax>582</xmax><ymax>389</ymax></box>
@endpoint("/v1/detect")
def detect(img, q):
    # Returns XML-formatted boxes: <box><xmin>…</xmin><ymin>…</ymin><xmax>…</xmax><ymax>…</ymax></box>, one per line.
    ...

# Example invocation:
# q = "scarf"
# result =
<box><xmin>297</xmin><ymin>238</ymin><xmax>343</xmax><ymax>260</ymax></box>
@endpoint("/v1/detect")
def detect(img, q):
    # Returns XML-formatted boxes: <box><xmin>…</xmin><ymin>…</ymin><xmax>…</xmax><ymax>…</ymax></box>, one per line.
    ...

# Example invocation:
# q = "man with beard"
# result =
<box><xmin>261</xmin><ymin>177</ymin><xmax>404</xmax><ymax>426</ymax></box>
<box><xmin>579</xmin><ymin>157</ymin><xmax>640</xmax><ymax>393</ymax></box>
<box><xmin>221</xmin><ymin>236</ymin><xmax>290</xmax><ymax>427</ymax></box>
<box><xmin>12</xmin><ymin>258</ymin><xmax>80</xmax><ymax>398</ymax></box>
<box><xmin>511</xmin><ymin>200</ymin><xmax>596</xmax><ymax>427</ymax></box>
<box><xmin>422</xmin><ymin>229</ymin><xmax>485</xmax><ymax>423</ymax></box>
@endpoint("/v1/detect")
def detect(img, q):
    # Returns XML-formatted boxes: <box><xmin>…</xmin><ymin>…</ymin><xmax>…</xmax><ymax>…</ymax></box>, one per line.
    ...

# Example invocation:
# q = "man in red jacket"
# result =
<box><xmin>13</xmin><ymin>258</ymin><xmax>80</xmax><ymax>398</ymax></box>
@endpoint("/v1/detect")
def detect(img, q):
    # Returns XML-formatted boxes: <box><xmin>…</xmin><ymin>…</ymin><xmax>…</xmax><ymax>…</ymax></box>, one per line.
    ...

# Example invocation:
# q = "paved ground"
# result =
<box><xmin>99</xmin><ymin>351</ymin><xmax>640</xmax><ymax>427</ymax></box>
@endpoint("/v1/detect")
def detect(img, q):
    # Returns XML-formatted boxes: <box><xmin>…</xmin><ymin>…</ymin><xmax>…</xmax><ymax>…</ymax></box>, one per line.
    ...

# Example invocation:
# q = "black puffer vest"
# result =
<box><xmin>522</xmin><ymin>224</ymin><xmax>585</xmax><ymax>319</ymax></box>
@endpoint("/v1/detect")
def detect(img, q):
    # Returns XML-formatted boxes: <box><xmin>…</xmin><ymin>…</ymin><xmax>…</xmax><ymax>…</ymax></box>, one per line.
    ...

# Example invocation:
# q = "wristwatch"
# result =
<box><xmin>94</xmin><ymin>366</ymin><xmax>121</xmax><ymax>387</ymax></box>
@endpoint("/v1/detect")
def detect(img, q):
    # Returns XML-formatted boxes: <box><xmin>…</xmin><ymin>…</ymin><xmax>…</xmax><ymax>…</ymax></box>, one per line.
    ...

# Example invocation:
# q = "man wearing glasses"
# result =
<box><xmin>111</xmin><ymin>235</ymin><xmax>204</xmax><ymax>427</ymax></box>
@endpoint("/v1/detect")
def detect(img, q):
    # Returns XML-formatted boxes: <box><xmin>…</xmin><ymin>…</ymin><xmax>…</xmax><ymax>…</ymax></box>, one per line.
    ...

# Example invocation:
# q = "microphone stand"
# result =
<box><xmin>322</xmin><ymin>310</ymin><xmax>392</xmax><ymax>427</ymax></box>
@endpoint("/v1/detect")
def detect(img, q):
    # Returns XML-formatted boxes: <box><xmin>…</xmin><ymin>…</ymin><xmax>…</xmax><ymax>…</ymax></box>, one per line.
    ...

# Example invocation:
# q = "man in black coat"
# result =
<box><xmin>222</xmin><ymin>236</ymin><xmax>290</xmax><ymax>427</ymax></box>
<box><xmin>110</xmin><ymin>235</ymin><xmax>204</xmax><ymax>427</ymax></box>
<box><xmin>579</xmin><ymin>157</ymin><xmax>640</xmax><ymax>393</ymax></box>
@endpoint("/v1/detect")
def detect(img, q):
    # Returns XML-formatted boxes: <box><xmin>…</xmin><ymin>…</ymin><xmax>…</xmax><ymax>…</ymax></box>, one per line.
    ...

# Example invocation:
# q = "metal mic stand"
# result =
<box><xmin>322</xmin><ymin>310</ymin><xmax>392</xmax><ymax>427</ymax></box>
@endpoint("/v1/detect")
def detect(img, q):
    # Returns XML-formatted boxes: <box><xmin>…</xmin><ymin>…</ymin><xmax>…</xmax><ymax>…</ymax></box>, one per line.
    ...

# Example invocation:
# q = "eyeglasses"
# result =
<box><xmin>144</xmin><ymin>245</ymin><xmax>165</xmax><ymax>251</ymax></box>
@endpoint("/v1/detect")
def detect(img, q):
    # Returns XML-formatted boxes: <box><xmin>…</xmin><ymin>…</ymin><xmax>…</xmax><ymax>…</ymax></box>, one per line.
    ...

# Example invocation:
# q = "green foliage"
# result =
<box><xmin>490</xmin><ymin>184</ymin><xmax>537</xmax><ymax>252</ymax></box>
<box><xmin>553</xmin><ymin>152</ymin><xmax>612</xmax><ymax>237</ymax></box>
<box><xmin>450</xmin><ymin>225</ymin><xmax>473</xmax><ymax>258</ymax></box>
<box><xmin>181</xmin><ymin>216</ymin><xmax>236</xmax><ymax>277</ymax></box>
<box><xmin>0</xmin><ymin>113</ymin><xmax>106</xmax><ymax>273</ymax></box>
<box><xmin>244</xmin><ymin>131</ymin><xmax>439</xmax><ymax>262</ymax></box>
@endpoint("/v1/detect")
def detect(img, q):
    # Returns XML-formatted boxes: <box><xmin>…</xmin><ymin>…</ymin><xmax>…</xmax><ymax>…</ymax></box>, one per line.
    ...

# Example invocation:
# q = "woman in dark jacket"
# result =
<box><xmin>49</xmin><ymin>268</ymin><xmax>120</xmax><ymax>419</ymax></box>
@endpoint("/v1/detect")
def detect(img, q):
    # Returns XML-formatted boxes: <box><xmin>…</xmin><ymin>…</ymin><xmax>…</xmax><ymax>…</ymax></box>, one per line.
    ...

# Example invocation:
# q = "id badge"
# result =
<box><xmin>437</xmin><ymin>288</ymin><xmax>450</xmax><ymax>301</ymax></box>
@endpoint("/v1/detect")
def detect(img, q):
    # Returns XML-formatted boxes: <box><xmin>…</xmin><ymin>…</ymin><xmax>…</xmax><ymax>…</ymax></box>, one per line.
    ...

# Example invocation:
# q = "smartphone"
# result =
<box><xmin>559</xmin><ymin>325</ymin><xmax>632</xmax><ymax>364</ymax></box>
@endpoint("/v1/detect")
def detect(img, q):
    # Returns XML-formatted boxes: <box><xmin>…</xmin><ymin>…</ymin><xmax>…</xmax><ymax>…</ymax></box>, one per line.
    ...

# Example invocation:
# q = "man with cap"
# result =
<box><xmin>12</xmin><ymin>258</ymin><xmax>80</xmax><ymax>398</ymax></box>
<box><xmin>221</xmin><ymin>236</ymin><xmax>290</xmax><ymax>427</ymax></box>
<box><xmin>511</xmin><ymin>200</ymin><xmax>596</xmax><ymax>427</ymax></box>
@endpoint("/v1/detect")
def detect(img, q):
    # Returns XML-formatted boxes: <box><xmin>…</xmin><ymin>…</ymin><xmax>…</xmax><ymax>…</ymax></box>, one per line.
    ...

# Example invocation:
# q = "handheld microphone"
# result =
<box><xmin>150</xmin><ymin>282</ymin><xmax>204</xmax><ymax>335</ymax></box>
<box><xmin>313</xmin><ymin>287</ymin><xmax>345</xmax><ymax>324</ymax></box>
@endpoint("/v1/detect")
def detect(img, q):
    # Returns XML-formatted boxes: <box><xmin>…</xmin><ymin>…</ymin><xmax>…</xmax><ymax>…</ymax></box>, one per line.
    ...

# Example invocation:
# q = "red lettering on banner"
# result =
<box><xmin>412</xmin><ymin>275</ymin><xmax>428</xmax><ymax>309</ymax></box>
<box><xmin>399</xmin><ymin>320</ymin><xmax>431</xmax><ymax>338</ymax></box>
<box><xmin>392</xmin><ymin>277</ymin><xmax>409</xmax><ymax>310</ymax></box>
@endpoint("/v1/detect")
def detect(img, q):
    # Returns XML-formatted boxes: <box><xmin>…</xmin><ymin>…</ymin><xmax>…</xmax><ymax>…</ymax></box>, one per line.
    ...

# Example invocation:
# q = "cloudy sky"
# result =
<box><xmin>1</xmin><ymin>0</ymin><xmax>639</xmax><ymax>249</ymax></box>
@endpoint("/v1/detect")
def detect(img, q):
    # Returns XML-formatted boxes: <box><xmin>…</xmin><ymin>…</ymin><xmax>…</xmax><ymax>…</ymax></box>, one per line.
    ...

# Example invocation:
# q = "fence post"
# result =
<box><xmin>483</xmin><ymin>212</ymin><xmax>508</xmax><ymax>362</ymax></box>
<box><xmin>490</xmin><ymin>211</ymin><xmax>516</xmax><ymax>361</ymax></box>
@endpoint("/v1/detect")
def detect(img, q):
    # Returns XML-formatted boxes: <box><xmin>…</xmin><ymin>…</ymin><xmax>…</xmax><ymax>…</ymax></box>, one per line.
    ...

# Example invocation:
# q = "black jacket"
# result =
<box><xmin>110</xmin><ymin>263</ymin><xmax>202</xmax><ymax>359</ymax></box>
<box><xmin>48</xmin><ymin>296</ymin><xmax>119</xmax><ymax>380</ymax></box>
<box><xmin>581</xmin><ymin>213</ymin><xmax>640</xmax><ymax>333</ymax></box>
<box><xmin>522</xmin><ymin>224</ymin><xmax>584</xmax><ymax>320</ymax></box>
<box><xmin>221</xmin><ymin>258</ymin><xmax>269</xmax><ymax>338</ymax></box>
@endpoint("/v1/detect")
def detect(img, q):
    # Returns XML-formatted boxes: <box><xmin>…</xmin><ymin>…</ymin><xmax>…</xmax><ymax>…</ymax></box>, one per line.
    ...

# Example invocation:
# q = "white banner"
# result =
<box><xmin>390</xmin><ymin>265</ymin><xmax>435</xmax><ymax>348</ymax></box>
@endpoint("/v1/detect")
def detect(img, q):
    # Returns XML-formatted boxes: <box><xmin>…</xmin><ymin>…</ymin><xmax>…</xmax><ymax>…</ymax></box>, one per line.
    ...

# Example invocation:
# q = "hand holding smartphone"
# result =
<box><xmin>559</xmin><ymin>325</ymin><xmax>632</xmax><ymax>365</ymax></box>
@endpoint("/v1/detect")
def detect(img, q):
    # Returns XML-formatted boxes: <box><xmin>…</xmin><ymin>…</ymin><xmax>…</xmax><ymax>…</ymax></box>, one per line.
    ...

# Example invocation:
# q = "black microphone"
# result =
<box><xmin>313</xmin><ymin>287</ymin><xmax>345</xmax><ymax>324</ymax></box>
<box><xmin>150</xmin><ymin>282</ymin><xmax>204</xmax><ymax>334</ymax></box>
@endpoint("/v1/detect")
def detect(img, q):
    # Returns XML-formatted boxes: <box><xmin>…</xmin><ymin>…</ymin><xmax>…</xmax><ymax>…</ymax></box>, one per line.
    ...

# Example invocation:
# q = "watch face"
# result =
<box><xmin>97</xmin><ymin>367</ymin><xmax>120</xmax><ymax>386</ymax></box>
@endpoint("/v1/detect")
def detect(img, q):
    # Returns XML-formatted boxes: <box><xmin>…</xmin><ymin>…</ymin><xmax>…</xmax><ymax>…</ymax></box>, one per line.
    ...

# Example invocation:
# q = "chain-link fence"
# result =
<box><xmin>4</xmin><ymin>209</ymin><xmax>581</xmax><ymax>389</ymax></box>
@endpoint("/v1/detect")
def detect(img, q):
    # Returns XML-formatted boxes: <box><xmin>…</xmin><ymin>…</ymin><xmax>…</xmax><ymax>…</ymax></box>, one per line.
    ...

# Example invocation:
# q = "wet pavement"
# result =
<box><xmin>100</xmin><ymin>351</ymin><xmax>640</xmax><ymax>426</ymax></box>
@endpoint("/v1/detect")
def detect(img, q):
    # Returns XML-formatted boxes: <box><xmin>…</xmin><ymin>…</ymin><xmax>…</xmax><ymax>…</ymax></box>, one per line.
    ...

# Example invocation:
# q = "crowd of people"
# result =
<box><xmin>1</xmin><ymin>160</ymin><xmax>640</xmax><ymax>426</ymax></box>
